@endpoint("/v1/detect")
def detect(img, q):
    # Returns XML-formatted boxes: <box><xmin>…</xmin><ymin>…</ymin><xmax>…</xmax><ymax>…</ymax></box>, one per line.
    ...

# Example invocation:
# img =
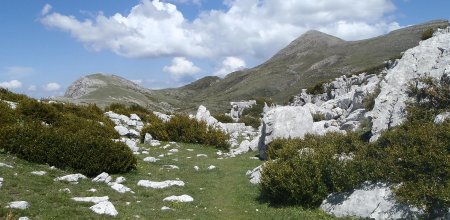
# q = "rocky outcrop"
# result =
<box><xmin>369</xmin><ymin>27</ymin><xmax>450</xmax><ymax>141</ymax></box>
<box><xmin>229</xmin><ymin>100</ymin><xmax>256</xmax><ymax>121</ymax></box>
<box><xmin>320</xmin><ymin>182</ymin><xmax>422</xmax><ymax>220</ymax></box>
<box><xmin>258</xmin><ymin>106</ymin><xmax>313</xmax><ymax>159</ymax></box>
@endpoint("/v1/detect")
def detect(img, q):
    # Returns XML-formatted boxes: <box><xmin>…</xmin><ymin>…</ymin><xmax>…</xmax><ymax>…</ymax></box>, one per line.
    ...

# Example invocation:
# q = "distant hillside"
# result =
<box><xmin>61</xmin><ymin>20</ymin><xmax>449</xmax><ymax>113</ymax></box>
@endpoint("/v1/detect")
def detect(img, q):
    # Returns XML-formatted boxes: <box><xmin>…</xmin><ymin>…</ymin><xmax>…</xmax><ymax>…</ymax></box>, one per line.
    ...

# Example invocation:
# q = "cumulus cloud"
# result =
<box><xmin>41</xmin><ymin>4</ymin><xmax>52</xmax><ymax>15</ymax></box>
<box><xmin>43</xmin><ymin>82</ymin><xmax>61</xmax><ymax>91</ymax></box>
<box><xmin>41</xmin><ymin>0</ymin><xmax>399</xmax><ymax>61</ymax></box>
<box><xmin>214</xmin><ymin>57</ymin><xmax>246</xmax><ymax>77</ymax></box>
<box><xmin>28</xmin><ymin>85</ymin><xmax>37</xmax><ymax>91</ymax></box>
<box><xmin>4</xmin><ymin>66</ymin><xmax>35</xmax><ymax>78</ymax></box>
<box><xmin>0</xmin><ymin>80</ymin><xmax>22</xmax><ymax>89</ymax></box>
<box><xmin>163</xmin><ymin>57</ymin><xmax>201</xmax><ymax>79</ymax></box>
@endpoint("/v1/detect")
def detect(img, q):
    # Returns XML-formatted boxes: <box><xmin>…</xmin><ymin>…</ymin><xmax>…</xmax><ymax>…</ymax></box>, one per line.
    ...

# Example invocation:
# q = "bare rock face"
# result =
<box><xmin>258</xmin><ymin>106</ymin><xmax>313</xmax><ymax>159</ymax></box>
<box><xmin>369</xmin><ymin>27</ymin><xmax>450</xmax><ymax>141</ymax></box>
<box><xmin>64</xmin><ymin>76</ymin><xmax>107</xmax><ymax>99</ymax></box>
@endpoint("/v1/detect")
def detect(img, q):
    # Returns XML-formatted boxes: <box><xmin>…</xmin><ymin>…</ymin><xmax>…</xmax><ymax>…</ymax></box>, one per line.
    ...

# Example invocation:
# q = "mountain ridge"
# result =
<box><xmin>61</xmin><ymin>20</ymin><xmax>449</xmax><ymax>113</ymax></box>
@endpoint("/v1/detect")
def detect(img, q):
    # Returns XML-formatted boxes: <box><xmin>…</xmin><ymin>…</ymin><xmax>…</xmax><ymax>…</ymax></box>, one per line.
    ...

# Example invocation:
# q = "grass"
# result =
<box><xmin>0</xmin><ymin>142</ymin><xmax>334</xmax><ymax>219</ymax></box>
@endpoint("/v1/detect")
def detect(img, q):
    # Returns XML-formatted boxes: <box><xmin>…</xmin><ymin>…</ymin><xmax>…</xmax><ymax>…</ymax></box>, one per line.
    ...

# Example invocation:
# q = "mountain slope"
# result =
<box><xmin>62</xmin><ymin>20</ymin><xmax>449</xmax><ymax>113</ymax></box>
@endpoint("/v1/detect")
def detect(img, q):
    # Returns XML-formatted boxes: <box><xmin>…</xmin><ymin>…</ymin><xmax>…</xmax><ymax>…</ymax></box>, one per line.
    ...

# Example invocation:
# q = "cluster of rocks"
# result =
<box><xmin>193</xmin><ymin>105</ymin><xmax>260</xmax><ymax>157</ymax></box>
<box><xmin>249</xmin><ymin>27</ymin><xmax>450</xmax><ymax>219</ymax></box>
<box><xmin>105</xmin><ymin>111</ymin><xmax>144</xmax><ymax>152</ymax></box>
<box><xmin>228</xmin><ymin>100</ymin><xmax>256</xmax><ymax>121</ymax></box>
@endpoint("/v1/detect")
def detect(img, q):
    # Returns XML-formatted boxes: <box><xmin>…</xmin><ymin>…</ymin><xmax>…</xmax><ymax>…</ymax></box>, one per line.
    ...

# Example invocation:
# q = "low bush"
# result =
<box><xmin>0</xmin><ymin>102</ymin><xmax>18</xmax><ymax>125</ymax></box>
<box><xmin>16</xmin><ymin>99</ymin><xmax>62</xmax><ymax>124</ymax></box>
<box><xmin>238</xmin><ymin>115</ymin><xmax>261</xmax><ymax>129</ymax></box>
<box><xmin>363</xmin><ymin>85</ymin><xmax>381</xmax><ymax>111</ymax></box>
<box><xmin>312</xmin><ymin>113</ymin><xmax>325</xmax><ymax>122</ymax></box>
<box><xmin>0</xmin><ymin>122</ymin><xmax>136</xmax><ymax>177</ymax></box>
<box><xmin>140</xmin><ymin>114</ymin><xmax>230</xmax><ymax>150</ymax></box>
<box><xmin>0</xmin><ymin>88</ymin><xmax>29</xmax><ymax>103</ymax></box>
<box><xmin>213</xmin><ymin>114</ymin><xmax>234</xmax><ymax>123</ymax></box>
<box><xmin>421</xmin><ymin>28</ymin><xmax>434</xmax><ymax>40</ymax></box>
<box><xmin>260</xmin><ymin>76</ymin><xmax>450</xmax><ymax>217</ymax></box>
<box><xmin>306</xmin><ymin>81</ymin><xmax>327</xmax><ymax>95</ymax></box>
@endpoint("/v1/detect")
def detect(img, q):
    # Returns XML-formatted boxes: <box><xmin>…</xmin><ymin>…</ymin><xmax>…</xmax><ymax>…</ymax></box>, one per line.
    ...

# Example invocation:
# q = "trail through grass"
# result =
<box><xmin>0</xmin><ymin>142</ymin><xmax>334</xmax><ymax>219</ymax></box>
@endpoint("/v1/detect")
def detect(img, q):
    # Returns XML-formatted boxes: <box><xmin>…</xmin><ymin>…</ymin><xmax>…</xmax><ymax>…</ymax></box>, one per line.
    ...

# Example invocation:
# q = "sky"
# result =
<box><xmin>0</xmin><ymin>0</ymin><xmax>449</xmax><ymax>98</ymax></box>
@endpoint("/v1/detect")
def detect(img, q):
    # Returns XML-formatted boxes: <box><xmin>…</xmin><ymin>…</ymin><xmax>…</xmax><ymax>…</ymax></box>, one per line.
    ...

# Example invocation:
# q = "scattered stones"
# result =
<box><xmin>137</xmin><ymin>180</ymin><xmax>185</xmax><ymax>189</ymax></box>
<box><xmin>0</xmin><ymin>162</ymin><xmax>14</xmax><ymax>168</ymax></box>
<box><xmin>31</xmin><ymin>171</ymin><xmax>47</xmax><ymax>176</ymax></box>
<box><xmin>87</xmin><ymin>188</ymin><xmax>97</xmax><ymax>192</ymax></box>
<box><xmin>90</xmin><ymin>201</ymin><xmax>118</xmax><ymax>217</ymax></box>
<box><xmin>142</xmin><ymin>150</ymin><xmax>149</xmax><ymax>154</ymax></box>
<box><xmin>163</xmin><ymin>195</ymin><xmax>194</xmax><ymax>203</ymax></box>
<box><xmin>54</xmin><ymin>174</ymin><xmax>87</xmax><ymax>183</ymax></box>
<box><xmin>143</xmin><ymin>157</ymin><xmax>160</xmax><ymax>163</ymax></box>
<box><xmin>6</xmin><ymin>201</ymin><xmax>29</xmax><ymax>210</ymax></box>
<box><xmin>150</xmin><ymin>140</ymin><xmax>161</xmax><ymax>147</ymax></box>
<box><xmin>194</xmin><ymin>166</ymin><xmax>199</xmax><ymax>171</ymax></box>
<box><xmin>207</xmin><ymin>165</ymin><xmax>216</xmax><ymax>170</ymax></box>
<box><xmin>92</xmin><ymin>172</ymin><xmax>112</xmax><ymax>184</ymax></box>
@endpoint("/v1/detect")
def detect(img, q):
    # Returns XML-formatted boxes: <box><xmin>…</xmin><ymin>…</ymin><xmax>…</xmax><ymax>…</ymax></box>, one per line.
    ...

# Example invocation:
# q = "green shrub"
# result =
<box><xmin>0</xmin><ymin>102</ymin><xmax>18</xmax><ymax>125</ymax></box>
<box><xmin>312</xmin><ymin>113</ymin><xmax>325</xmax><ymax>122</ymax></box>
<box><xmin>238</xmin><ymin>115</ymin><xmax>260</xmax><ymax>129</ymax></box>
<box><xmin>140</xmin><ymin>114</ymin><xmax>230</xmax><ymax>150</ymax></box>
<box><xmin>0</xmin><ymin>88</ymin><xmax>28</xmax><ymax>102</ymax></box>
<box><xmin>213</xmin><ymin>114</ymin><xmax>234</xmax><ymax>123</ymax></box>
<box><xmin>0</xmin><ymin>122</ymin><xmax>136</xmax><ymax>177</ymax></box>
<box><xmin>306</xmin><ymin>82</ymin><xmax>326</xmax><ymax>95</ymax></box>
<box><xmin>16</xmin><ymin>99</ymin><xmax>62</xmax><ymax>124</ymax></box>
<box><xmin>363</xmin><ymin>85</ymin><xmax>381</xmax><ymax>111</ymax></box>
<box><xmin>261</xmin><ymin>133</ymin><xmax>368</xmax><ymax>207</ymax></box>
<box><xmin>421</xmin><ymin>28</ymin><xmax>434</xmax><ymax>40</ymax></box>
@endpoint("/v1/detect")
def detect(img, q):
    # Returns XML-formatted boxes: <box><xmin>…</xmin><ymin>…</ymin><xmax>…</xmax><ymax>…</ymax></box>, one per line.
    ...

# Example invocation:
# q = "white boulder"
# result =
<box><xmin>137</xmin><ymin>180</ymin><xmax>185</xmax><ymax>189</ymax></box>
<box><xmin>144</xmin><ymin>133</ymin><xmax>153</xmax><ymax>144</ymax></box>
<box><xmin>130</xmin><ymin>114</ymin><xmax>141</xmax><ymax>121</ymax></box>
<box><xmin>246</xmin><ymin>165</ymin><xmax>262</xmax><ymax>184</ymax></box>
<box><xmin>54</xmin><ymin>174</ymin><xmax>87</xmax><ymax>183</ymax></box>
<box><xmin>434</xmin><ymin>112</ymin><xmax>450</xmax><ymax>124</ymax></box>
<box><xmin>114</xmin><ymin>126</ymin><xmax>129</xmax><ymax>136</ymax></box>
<box><xmin>143</xmin><ymin>157</ymin><xmax>159</xmax><ymax>163</ymax></box>
<box><xmin>6</xmin><ymin>201</ymin><xmax>29</xmax><ymax>210</ymax></box>
<box><xmin>320</xmin><ymin>182</ymin><xmax>422</xmax><ymax>219</ymax></box>
<box><xmin>258</xmin><ymin>106</ymin><xmax>313</xmax><ymax>159</ymax></box>
<box><xmin>92</xmin><ymin>172</ymin><xmax>112</xmax><ymax>183</ymax></box>
<box><xmin>110</xmin><ymin>183</ymin><xmax>133</xmax><ymax>193</ymax></box>
<box><xmin>163</xmin><ymin>195</ymin><xmax>194</xmax><ymax>203</ymax></box>
<box><xmin>90</xmin><ymin>201</ymin><xmax>118</xmax><ymax>217</ymax></box>
<box><xmin>72</xmin><ymin>196</ymin><xmax>109</xmax><ymax>203</ymax></box>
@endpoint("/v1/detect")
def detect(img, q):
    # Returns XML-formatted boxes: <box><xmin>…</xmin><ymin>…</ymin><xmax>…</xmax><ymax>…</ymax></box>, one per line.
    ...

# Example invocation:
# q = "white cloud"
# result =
<box><xmin>166</xmin><ymin>0</ymin><xmax>202</xmax><ymax>6</ymax></box>
<box><xmin>28</xmin><ymin>85</ymin><xmax>37</xmax><ymax>91</ymax></box>
<box><xmin>163</xmin><ymin>57</ymin><xmax>201</xmax><ymax>79</ymax></box>
<box><xmin>43</xmin><ymin>82</ymin><xmax>61</xmax><ymax>91</ymax></box>
<box><xmin>4</xmin><ymin>66</ymin><xmax>35</xmax><ymax>78</ymax></box>
<box><xmin>41</xmin><ymin>0</ymin><xmax>399</xmax><ymax>61</ymax></box>
<box><xmin>0</xmin><ymin>80</ymin><xmax>22</xmax><ymax>89</ymax></box>
<box><xmin>41</xmin><ymin>4</ymin><xmax>52</xmax><ymax>15</ymax></box>
<box><xmin>214</xmin><ymin>57</ymin><xmax>246</xmax><ymax>77</ymax></box>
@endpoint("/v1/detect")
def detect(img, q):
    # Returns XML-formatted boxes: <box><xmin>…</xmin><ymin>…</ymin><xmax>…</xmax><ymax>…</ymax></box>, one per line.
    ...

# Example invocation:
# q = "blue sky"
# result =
<box><xmin>0</xmin><ymin>0</ymin><xmax>449</xmax><ymax>98</ymax></box>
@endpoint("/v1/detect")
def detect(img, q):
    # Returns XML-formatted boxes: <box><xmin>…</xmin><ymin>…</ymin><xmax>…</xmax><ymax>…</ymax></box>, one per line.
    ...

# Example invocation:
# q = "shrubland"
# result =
<box><xmin>0</xmin><ymin>89</ymin><xmax>136</xmax><ymax>177</ymax></box>
<box><xmin>260</xmin><ymin>76</ymin><xmax>450</xmax><ymax>218</ymax></box>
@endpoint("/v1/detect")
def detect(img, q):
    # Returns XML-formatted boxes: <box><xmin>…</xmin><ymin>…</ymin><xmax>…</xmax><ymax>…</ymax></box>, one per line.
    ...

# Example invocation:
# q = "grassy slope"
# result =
<box><xmin>0</xmin><ymin>142</ymin><xmax>334</xmax><ymax>219</ymax></box>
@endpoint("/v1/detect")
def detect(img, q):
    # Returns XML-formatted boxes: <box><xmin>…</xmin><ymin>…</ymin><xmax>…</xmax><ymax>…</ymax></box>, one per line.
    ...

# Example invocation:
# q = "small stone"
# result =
<box><xmin>87</xmin><ymin>188</ymin><xmax>97</xmax><ymax>192</ymax></box>
<box><xmin>115</xmin><ymin>177</ymin><xmax>126</xmax><ymax>184</ymax></box>
<box><xmin>197</xmin><ymin>154</ymin><xmax>208</xmax><ymax>157</ymax></box>
<box><xmin>6</xmin><ymin>201</ymin><xmax>29</xmax><ymax>210</ymax></box>
<box><xmin>110</xmin><ymin>183</ymin><xmax>134</xmax><ymax>194</ymax></box>
<box><xmin>161</xmin><ymin>206</ymin><xmax>174</xmax><ymax>211</ymax></box>
<box><xmin>194</xmin><ymin>166</ymin><xmax>200</xmax><ymax>171</ymax></box>
<box><xmin>0</xmin><ymin>162</ymin><xmax>13</xmax><ymax>168</ymax></box>
<box><xmin>143</xmin><ymin>157</ymin><xmax>159</xmax><ymax>163</ymax></box>
<box><xmin>31</xmin><ymin>171</ymin><xmax>47</xmax><ymax>176</ymax></box>
<box><xmin>59</xmin><ymin>188</ymin><xmax>71</xmax><ymax>193</ymax></box>
<box><xmin>137</xmin><ymin>180</ymin><xmax>185</xmax><ymax>189</ymax></box>
<box><xmin>90</xmin><ymin>201</ymin><xmax>118</xmax><ymax>216</ymax></box>
<box><xmin>163</xmin><ymin>195</ymin><xmax>194</xmax><ymax>203</ymax></box>
<box><xmin>92</xmin><ymin>172</ymin><xmax>112</xmax><ymax>183</ymax></box>
<box><xmin>54</xmin><ymin>174</ymin><xmax>87</xmax><ymax>183</ymax></box>
<box><xmin>72</xmin><ymin>196</ymin><xmax>109</xmax><ymax>204</ymax></box>
<box><xmin>207</xmin><ymin>165</ymin><xmax>216</xmax><ymax>170</ymax></box>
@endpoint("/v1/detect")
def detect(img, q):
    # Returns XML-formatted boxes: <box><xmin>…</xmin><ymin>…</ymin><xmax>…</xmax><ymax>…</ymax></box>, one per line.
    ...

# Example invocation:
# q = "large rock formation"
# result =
<box><xmin>369</xmin><ymin>27</ymin><xmax>450</xmax><ymax>141</ymax></box>
<box><xmin>258</xmin><ymin>106</ymin><xmax>313</xmax><ymax>159</ymax></box>
<box><xmin>229</xmin><ymin>100</ymin><xmax>256</xmax><ymax>121</ymax></box>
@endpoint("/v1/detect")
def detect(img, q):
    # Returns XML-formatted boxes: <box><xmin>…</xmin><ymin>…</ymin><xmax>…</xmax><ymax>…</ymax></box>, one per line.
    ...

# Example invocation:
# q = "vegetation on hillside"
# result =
<box><xmin>141</xmin><ymin>114</ymin><xmax>230</xmax><ymax>150</ymax></box>
<box><xmin>260</xmin><ymin>76</ymin><xmax>450</xmax><ymax>218</ymax></box>
<box><xmin>237</xmin><ymin>97</ymin><xmax>273</xmax><ymax>128</ymax></box>
<box><xmin>0</xmin><ymin>89</ymin><xmax>136</xmax><ymax>177</ymax></box>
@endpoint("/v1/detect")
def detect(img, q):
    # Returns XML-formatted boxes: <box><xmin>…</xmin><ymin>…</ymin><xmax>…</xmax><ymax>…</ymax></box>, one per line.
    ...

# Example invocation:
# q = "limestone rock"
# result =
<box><xmin>163</xmin><ymin>195</ymin><xmax>194</xmax><ymax>203</ymax></box>
<box><xmin>434</xmin><ymin>112</ymin><xmax>450</xmax><ymax>124</ymax></box>
<box><xmin>72</xmin><ymin>196</ymin><xmax>109</xmax><ymax>204</ymax></box>
<box><xmin>137</xmin><ymin>180</ymin><xmax>185</xmax><ymax>189</ymax></box>
<box><xmin>258</xmin><ymin>106</ymin><xmax>313</xmax><ymax>159</ymax></box>
<box><xmin>110</xmin><ymin>183</ymin><xmax>133</xmax><ymax>193</ymax></box>
<box><xmin>370</xmin><ymin>27</ymin><xmax>450</xmax><ymax>141</ymax></box>
<box><xmin>246</xmin><ymin>165</ymin><xmax>262</xmax><ymax>184</ymax></box>
<box><xmin>320</xmin><ymin>182</ymin><xmax>422</xmax><ymax>219</ymax></box>
<box><xmin>31</xmin><ymin>171</ymin><xmax>47</xmax><ymax>176</ymax></box>
<box><xmin>143</xmin><ymin>157</ymin><xmax>159</xmax><ymax>163</ymax></box>
<box><xmin>144</xmin><ymin>133</ymin><xmax>153</xmax><ymax>144</ymax></box>
<box><xmin>54</xmin><ymin>174</ymin><xmax>87</xmax><ymax>183</ymax></box>
<box><xmin>6</xmin><ymin>201</ymin><xmax>29</xmax><ymax>210</ymax></box>
<box><xmin>92</xmin><ymin>172</ymin><xmax>112</xmax><ymax>184</ymax></box>
<box><xmin>90</xmin><ymin>201</ymin><xmax>118</xmax><ymax>217</ymax></box>
<box><xmin>114</xmin><ymin>125</ymin><xmax>129</xmax><ymax>136</ymax></box>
